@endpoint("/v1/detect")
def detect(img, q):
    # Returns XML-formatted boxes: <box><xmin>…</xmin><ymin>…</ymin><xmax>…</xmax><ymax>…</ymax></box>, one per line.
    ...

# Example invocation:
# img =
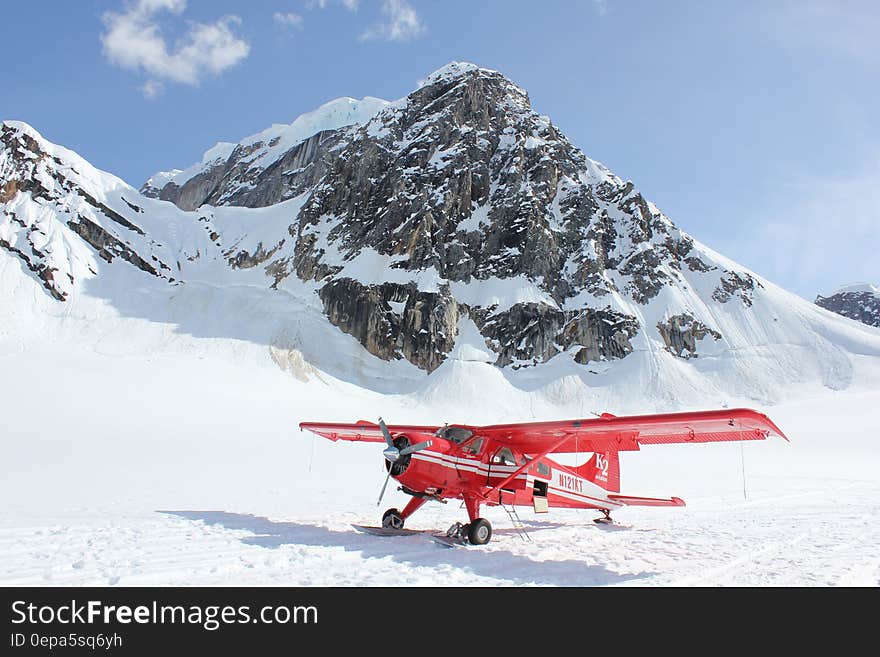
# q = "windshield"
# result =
<box><xmin>435</xmin><ymin>425</ymin><xmax>474</xmax><ymax>444</ymax></box>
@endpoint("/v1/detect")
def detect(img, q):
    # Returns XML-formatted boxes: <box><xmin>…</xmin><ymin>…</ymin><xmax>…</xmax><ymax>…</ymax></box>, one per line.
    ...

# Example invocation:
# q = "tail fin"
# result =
<box><xmin>574</xmin><ymin>450</ymin><xmax>620</xmax><ymax>493</ymax></box>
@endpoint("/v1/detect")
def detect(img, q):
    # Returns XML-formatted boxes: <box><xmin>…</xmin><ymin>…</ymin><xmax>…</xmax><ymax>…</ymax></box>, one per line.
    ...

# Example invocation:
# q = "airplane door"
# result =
<box><xmin>532</xmin><ymin>460</ymin><xmax>551</xmax><ymax>512</ymax></box>
<box><xmin>488</xmin><ymin>447</ymin><xmax>520</xmax><ymax>489</ymax></box>
<box><xmin>456</xmin><ymin>437</ymin><xmax>485</xmax><ymax>483</ymax></box>
<box><xmin>532</xmin><ymin>479</ymin><xmax>549</xmax><ymax>513</ymax></box>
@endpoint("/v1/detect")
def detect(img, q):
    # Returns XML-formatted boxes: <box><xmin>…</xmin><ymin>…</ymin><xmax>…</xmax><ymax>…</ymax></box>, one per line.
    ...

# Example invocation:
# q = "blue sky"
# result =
<box><xmin>2</xmin><ymin>0</ymin><xmax>878</xmax><ymax>299</ymax></box>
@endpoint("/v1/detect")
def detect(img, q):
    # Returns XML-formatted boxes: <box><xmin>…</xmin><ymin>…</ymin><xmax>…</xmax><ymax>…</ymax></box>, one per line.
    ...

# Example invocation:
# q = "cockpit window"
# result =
<box><xmin>435</xmin><ymin>425</ymin><xmax>474</xmax><ymax>444</ymax></box>
<box><xmin>461</xmin><ymin>437</ymin><xmax>484</xmax><ymax>456</ymax></box>
<box><xmin>491</xmin><ymin>447</ymin><xmax>519</xmax><ymax>466</ymax></box>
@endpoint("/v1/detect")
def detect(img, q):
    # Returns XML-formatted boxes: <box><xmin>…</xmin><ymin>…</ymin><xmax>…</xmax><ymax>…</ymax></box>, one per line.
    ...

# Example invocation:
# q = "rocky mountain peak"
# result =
<box><xmin>816</xmin><ymin>284</ymin><xmax>880</xmax><ymax>328</ymax></box>
<box><xmin>268</xmin><ymin>64</ymin><xmax>762</xmax><ymax>371</ymax></box>
<box><xmin>421</xmin><ymin>61</ymin><xmax>501</xmax><ymax>83</ymax></box>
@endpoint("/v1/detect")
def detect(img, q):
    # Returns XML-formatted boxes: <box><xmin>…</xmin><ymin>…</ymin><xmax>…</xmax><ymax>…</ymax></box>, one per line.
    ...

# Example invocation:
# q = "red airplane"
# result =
<box><xmin>299</xmin><ymin>408</ymin><xmax>788</xmax><ymax>545</ymax></box>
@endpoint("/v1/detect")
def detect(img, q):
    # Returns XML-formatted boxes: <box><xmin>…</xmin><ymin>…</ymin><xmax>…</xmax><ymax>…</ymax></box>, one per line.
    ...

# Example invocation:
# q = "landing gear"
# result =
<box><xmin>467</xmin><ymin>518</ymin><xmax>492</xmax><ymax>545</ymax></box>
<box><xmin>446</xmin><ymin>522</ymin><xmax>466</xmax><ymax>540</ymax></box>
<box><xmin>445</xmin><ymin>497</ymin><xmax>495</xmax><ymax>545</ymax></box>
<box><xmin>444</xmin><ymin>518</ymin><xmax>493</xmax><ymax>545</ymax></box>
<box><xmin>593</xmin><ymin>509</ymin><xmax>613</xmax><ymax>525</ymax></box>
<box><xmin>377</xmin><ymin>490</ymin><xmax>496</xmax><ymax>546</ymax></box>
<box><xmin>381</xmin><ymin>495</ymin><xmax>428</xmax><ymax>530</ymax></box>
<box><xmin>382</xmin><ymin>508</ymin><xmax>404</xmax><ymax>529</ymax></box>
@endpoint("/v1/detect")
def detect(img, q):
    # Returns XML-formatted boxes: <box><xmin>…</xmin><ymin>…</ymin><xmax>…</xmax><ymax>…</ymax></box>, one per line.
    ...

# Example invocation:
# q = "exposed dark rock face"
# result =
<box><xmin>816</xmin><ymin>288</ymin><xmax>880</xmax><ymax>327</ymax></box>
<box><xmin>471</xmin><ymin>303</ymin><xmax>639</xmax><ymax>368</ymax></box>
<box><xmin>0</xmin><ymin>235</ymin><xmax>66</xmax><ymax>301</ymax></box>
<box><xmin>713</xmin><ymin>271</ymin><xmax>762</xmax><ymax>307</ymax></box>
<box><xmin>657</xmin><ymin>314</ymin><xmax>722</xmax><ymax>358</ymax></box>
<box><xmin>317</xmin><ymin>279</ymin><xmax>640</xmax><ymax>371</ymax></box>
<box><xmin>318</xmin><ymin>278</ymin><xmax>458</xmax><ymax>371</ymax></box>
<box><xmin>147</xmin><ymin>130</ymin><xmax>340</xmax><ymax>211</ymax></box>
<box><xmin>67</xmin><ymin>215</ymin><xmax>161</xmax><ymax>276</ymax></box>
<box><xmin>1</xmin><ymin>179</ymin><xmax>17</xmax><ymax>203</ymax></box>
<box><xmin>225</xmin><ymin>239</ymin><xmax>286</xmax><ymax>269</ymax></box>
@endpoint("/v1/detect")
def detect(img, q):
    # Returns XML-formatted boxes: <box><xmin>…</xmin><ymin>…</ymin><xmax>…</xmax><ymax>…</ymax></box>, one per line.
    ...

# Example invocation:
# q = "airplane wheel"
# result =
<box><xmin>382</xmin><ymin>508</ymin><xmax>404</xmax><ymax>530</ymax></box>
<box><xmin>467</xmin><ymin>518</ymin><xmax>492</xmax><ymax>545</ymax></box>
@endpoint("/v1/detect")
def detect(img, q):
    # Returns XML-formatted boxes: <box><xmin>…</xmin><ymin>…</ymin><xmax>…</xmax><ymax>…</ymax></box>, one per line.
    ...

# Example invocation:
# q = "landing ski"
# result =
<box><xmin>592</xmin><ymin>519</ymin><xmax>633</xmax><ymax>531</ymax></box>
<box><xmin>351</xmin><ymin>524</ymin><xmax>425</xmax><ymax>537</ymax></box>
<box><xmin>430</xmin><ymin>534</ymin><xmax>469</xmax><ymax>548</ymax></box>
<box><xmin>352</xmin><ymin>524</ymin><xmax>470</xmax><ymax>546</ymax></box>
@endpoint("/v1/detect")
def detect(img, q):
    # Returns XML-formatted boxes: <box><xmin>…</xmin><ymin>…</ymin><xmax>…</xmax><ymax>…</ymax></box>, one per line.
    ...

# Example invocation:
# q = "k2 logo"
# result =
<box><xmin>595</xmin><ymin>453</ymin><xmax>608</xmax><ymax>478</ymax></box>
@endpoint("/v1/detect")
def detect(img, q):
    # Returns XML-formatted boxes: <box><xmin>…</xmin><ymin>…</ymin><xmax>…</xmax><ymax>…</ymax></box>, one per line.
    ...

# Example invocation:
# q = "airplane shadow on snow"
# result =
<box><xmin>160</xmin><ymin>510</ymin><xmax>656</xmax><ymax>587</ymax></box>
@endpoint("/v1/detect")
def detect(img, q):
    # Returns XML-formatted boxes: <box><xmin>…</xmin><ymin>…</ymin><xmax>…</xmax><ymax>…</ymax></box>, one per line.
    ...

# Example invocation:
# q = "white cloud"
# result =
<box><xmin>101</xmin><ymin>0</ymin><xmax>250</xmax><ymax>97</ymax></box>
<box><xmin>273</xmin><ymin>12</ymin><xmax>304</xmax><ymax>30</ymax></box>
<box><xmin>307</xmin><ymin>0</ymin><xmax>359</xmax><ymax>11</ymax></box>
<box><xmin>360</xmin><ymin>0</ymin><xmax>425</xmax><ymax>42</ymax></box>
<box><xmin>593</xmin><ymin>0</ymin><xmax>608</xmax><ymax>16</ymax></box>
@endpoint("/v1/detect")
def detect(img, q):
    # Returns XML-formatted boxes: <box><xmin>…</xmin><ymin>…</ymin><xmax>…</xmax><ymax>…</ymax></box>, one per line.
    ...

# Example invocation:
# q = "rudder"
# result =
<box><xmin>574</xmin><ymin>450</ymin><xmax>620</xmax><ymax>493</ymax></box>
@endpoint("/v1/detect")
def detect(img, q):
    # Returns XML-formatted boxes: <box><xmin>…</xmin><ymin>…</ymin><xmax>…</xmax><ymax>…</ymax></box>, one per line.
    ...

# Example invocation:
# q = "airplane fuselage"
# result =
<box><xmin>393</xmin><ymin>435</ymin><xmax>621</xmax><ymax>513</ymax></box>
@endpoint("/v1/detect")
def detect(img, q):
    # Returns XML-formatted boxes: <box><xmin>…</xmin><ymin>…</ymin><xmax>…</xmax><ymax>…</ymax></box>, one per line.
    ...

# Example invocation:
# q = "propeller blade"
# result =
<box><xmin>399</xmin><ymin>440</ymin><xmax>432</xmax><ymax>456</ymax></box>
<box><xmin>377</xmin><ymin>468</ymin><xmax>393</xmax><ymax>506</ymax></box>
<box><xmin>378</xmin><ymin>417</ymin><xmax>395</xmax><ymax>448</ymax></box>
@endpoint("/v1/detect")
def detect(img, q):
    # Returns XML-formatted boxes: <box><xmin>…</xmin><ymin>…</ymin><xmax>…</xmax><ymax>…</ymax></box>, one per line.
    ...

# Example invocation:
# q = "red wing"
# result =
<box><xmin>473</xmin><ymin>408</ymin><xmax>788</xmax><ymax>454</ymax></box>
<box><xmin>298</xmin><ymin>420</ymin><xmax>441</xmax><ymax>444</ymax></box>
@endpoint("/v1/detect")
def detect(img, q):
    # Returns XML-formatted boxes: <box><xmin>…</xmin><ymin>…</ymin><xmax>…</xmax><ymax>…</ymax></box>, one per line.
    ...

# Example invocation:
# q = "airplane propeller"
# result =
<box><xmin>376</xmin><ymin>417</ymin><xmax>432</xmax><ymax>506</ymax></box>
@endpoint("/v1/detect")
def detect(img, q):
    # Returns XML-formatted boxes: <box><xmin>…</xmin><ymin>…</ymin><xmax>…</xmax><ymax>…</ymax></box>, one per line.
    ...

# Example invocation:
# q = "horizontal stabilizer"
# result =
<box><xmin>607</xmin><ymin>494</ymin><xmax>686</xmax><ymax>507</ymax></box>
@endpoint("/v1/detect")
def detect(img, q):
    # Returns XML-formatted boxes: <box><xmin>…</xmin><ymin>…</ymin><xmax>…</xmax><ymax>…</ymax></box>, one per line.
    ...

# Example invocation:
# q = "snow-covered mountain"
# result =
<box><xmin>0</xmin><ymin>121</ymin><xmax>177</xmax><ymax>301</ymax></box>
<box><xmin>816</xmin><ymin>284</ymin><xmax>880</xmax><ymax>328</ymax></box>
<box><xmin>140</xmin><ymin>95</ymin><xmax>389</xmax><ymax>210</ymax></box>
<box><xmin>3</xmin><ymin>62</ymin><xmax>880</xmax><ymax>405</ymax></box>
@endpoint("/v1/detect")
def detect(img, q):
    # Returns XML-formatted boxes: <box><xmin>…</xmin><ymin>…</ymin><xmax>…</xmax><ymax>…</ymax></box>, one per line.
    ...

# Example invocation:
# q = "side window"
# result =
<box><xmin>491</xmin><ymin>447</ymin><xmax>518</xmax><ymax>466</ymax></box>
<box><xmin>461</xmin><ymin>437</ymin><xmax>484</xmax><ymax>456</ymax></box>
<box><xmin>536</xmin><ymin>461</ymin><xmax>550</xmax><ymax>477</ymax></box>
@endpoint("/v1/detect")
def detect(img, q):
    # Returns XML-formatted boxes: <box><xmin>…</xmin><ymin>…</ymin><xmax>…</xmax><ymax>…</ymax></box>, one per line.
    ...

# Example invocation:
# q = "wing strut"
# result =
<box><xmin>482</xmin><ymin>434</ymin><xmax>571</xmax><ymax>501</ymax></box>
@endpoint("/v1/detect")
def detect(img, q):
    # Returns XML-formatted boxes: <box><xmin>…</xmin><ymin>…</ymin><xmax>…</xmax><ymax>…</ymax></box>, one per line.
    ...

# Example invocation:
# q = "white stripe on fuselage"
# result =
<box><xmin>409</xmin><ymin>450</ymin><xmax>620</xmax><ymax>508</ymax></box>
<box><xmin>412</xmin><ymin>450</ymin><xmax>520</xmax><ymax>474</ymax></box>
